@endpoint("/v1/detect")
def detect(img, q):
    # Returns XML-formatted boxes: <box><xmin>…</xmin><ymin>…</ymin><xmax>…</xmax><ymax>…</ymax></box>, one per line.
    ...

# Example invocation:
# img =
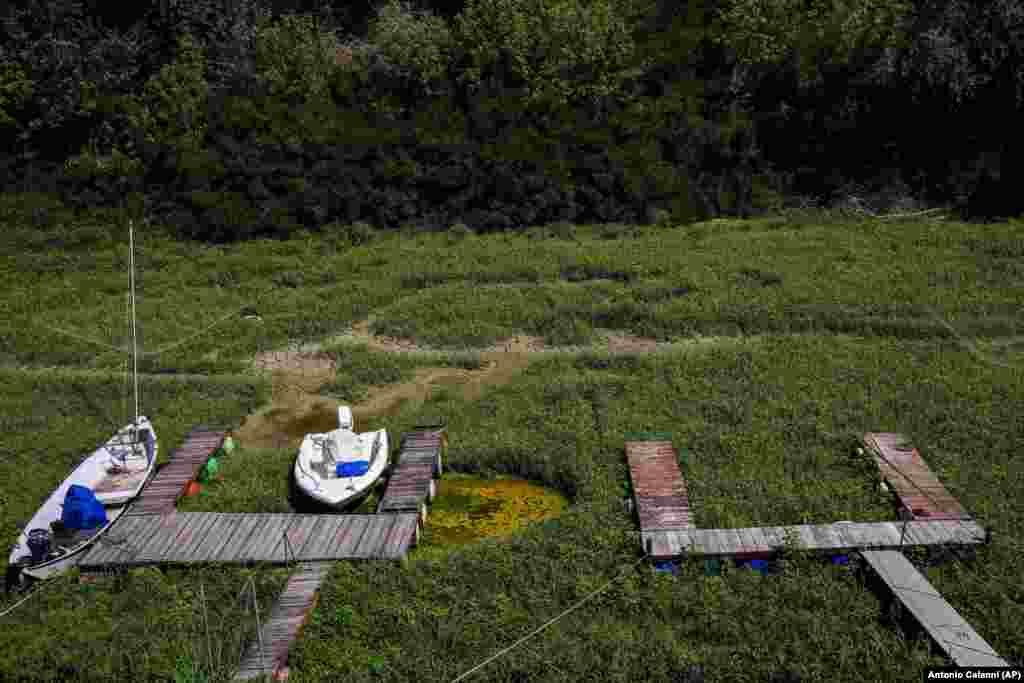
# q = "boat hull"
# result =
<box><xmin>7</xmin><ymin>418</ymin><xmax>158</xmax><ymax>579</ymax></box>
<box><xmin>18</xmin><ymin>504</ymin><xmax>131</xmax><ymax>580</ymax></box>
<box><xmin>293</xmin><ymin>429</ymin><xmax>388</xmax><ymax>510</ymax></box>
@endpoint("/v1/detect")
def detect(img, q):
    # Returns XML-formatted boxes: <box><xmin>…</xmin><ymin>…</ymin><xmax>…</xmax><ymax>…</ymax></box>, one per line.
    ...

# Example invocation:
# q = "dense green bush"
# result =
<box><xmin>365</xmin><ymin>0</ymin><xmax>456</xmax><ymax>93</ymax></box>
<box><xmin>451</xmin><ymin>0</ymin><xmax>649</xmax><ymax>108</ymax></box>
<box><xmin>62</xmin><ymin>143</ymin><xmax>145</xmax><ymax>184</ymax></box>
<box><xmin>253</xmin><ymin>13</ymin><xmax>339</xmax><ymax>103</ymax></box>
<box><xmin>325</xmin><ymin>220</ymin><xmax>377</xmax><ymax>247</ymax></box>
<box><xmin>116</xmin><ymin>33</ymin><xmax>210</xmax><ymax>153</ymax></box>
<box><xmin>0</xmin><ymin>61</ymin><xmax>34</xmax><ymax>129</ymax></box>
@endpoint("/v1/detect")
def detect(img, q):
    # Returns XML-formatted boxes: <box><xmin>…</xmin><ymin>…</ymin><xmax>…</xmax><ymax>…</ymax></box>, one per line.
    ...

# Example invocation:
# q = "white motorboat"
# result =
<box><xmin>293</xmin><ymin>406</ymin><xmax>388</xmax><ymax>509</ymax></box>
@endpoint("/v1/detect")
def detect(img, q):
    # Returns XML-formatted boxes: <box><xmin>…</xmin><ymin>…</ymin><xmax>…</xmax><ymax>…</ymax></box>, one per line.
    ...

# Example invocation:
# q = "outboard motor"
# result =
<box><xmin>26</xmin><ymin>528</ymin><xmax>51</xmax><ymax>563</ymax></box>
<box><xmin>337</xmin><ymin>406</ymin><xmax>353</xmax><ymax>431</ymax></box>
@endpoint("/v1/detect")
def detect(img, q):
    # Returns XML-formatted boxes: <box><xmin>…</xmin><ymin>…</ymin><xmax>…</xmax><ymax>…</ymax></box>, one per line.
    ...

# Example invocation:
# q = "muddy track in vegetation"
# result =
<box><xmin>234</xmin><ymin>321</ymin><xmax>1024</xmax><ymax>449</ymax></box>
<box><xmin>236</xmin><ymin>320</ymin><xmax>684</xmax><ymax>449</ymax></box>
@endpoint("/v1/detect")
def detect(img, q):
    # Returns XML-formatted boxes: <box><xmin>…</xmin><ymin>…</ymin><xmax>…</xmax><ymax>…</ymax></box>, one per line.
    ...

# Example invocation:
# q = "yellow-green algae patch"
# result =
<box><xmin>424</xmin><ymin>475</ymin><xmax>567</xmax><ymax>546</ymax></box>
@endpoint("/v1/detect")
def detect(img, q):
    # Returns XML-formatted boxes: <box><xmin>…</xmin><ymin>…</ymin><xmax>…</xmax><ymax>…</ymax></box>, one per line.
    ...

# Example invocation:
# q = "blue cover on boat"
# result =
<box><xmin>336</xmin><ymin>460</ymin><xmax>370</xmax><ymax>478</ymax></box>
<box><xmin>61</xmin><ymin>485</ymin><xmax>108</xmax><ymax>530</ymax></box>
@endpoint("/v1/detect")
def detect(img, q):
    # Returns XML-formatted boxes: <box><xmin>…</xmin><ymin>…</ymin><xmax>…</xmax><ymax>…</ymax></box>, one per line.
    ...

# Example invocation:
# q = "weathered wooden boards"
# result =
<box><xmin>129</xmin><ymin>428</ymin><xmax>226</xmax><ymax>516</ymax></box>
<box><xmin>77</xmin><ymin>512</ymin><xmax>420</xmax><ymax>568</ymax></box>
<box><xmin>863</xmin><ymin>433</ymin><xmax>971</xmax><ymax>521</ymax></box>
<box><xmin>625</xmin><ymin>436</ymin><xmax>694</xmax><ymax>539</ymax></box>
<box><xmin>861</xmin><ymin>550</ymin><xmax>1008</xmax><ymax>666</ymax></box>
<box><xmin>642</xmin><ymin>519</ymin><xmax>987</xmax><ymax>561</ymax></box>
<box><xmin>235</xmin><ymin>562</ymin><xmax>332</xmax><ymax>681</ymax></box>
<box><xmin>376</xmin><ymin>427</ymin><xmax>444</xmax><ymax>525</ymax></box>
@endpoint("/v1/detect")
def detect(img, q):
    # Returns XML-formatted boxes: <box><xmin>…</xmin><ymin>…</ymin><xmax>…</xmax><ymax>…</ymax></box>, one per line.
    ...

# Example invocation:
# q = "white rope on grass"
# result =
<box><xmin>449</xmin><ymin>555</ymin><xmax>648</xmax><ymax>683</ymax></box>
<box><xmin>0</xmin><ymin>584</ymin><xmax>44</xmax><ymax>619</ymax></box>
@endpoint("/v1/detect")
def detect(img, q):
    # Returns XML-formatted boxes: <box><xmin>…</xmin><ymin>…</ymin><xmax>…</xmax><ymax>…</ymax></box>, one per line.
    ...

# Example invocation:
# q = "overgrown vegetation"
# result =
<box><xmin>1</xmin><ymin>195</ymin><xmax>1021</xmax><ymax>679</ymax></box>
<box><xmin>1</xmin><ymin>0</ymin><xmax>1020</xmax><ymax>678</ymax></box>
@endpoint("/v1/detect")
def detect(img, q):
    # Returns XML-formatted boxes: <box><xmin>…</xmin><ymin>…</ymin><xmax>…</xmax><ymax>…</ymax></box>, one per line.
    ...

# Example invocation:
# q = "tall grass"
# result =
<box><xmin>1</xmin><ymin>194</ymin><xmax>1021</xmax><ymax>680</ymax></box>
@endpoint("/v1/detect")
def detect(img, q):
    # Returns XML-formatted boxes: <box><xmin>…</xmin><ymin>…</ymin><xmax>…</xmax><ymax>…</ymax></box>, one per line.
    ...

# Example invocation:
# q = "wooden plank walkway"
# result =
<box><xmin>624</xmin><ymin>435</ymin><xmax>693</xmax><ymax>535</ymax></box>
<box><xmin>376</xmin><ymin>427</ymin><xmax>445</xmax><ymax>524</ymax></box>
<box><xmin>129</xmin><ymin>427</ymin><xmax>226</xmax><ymax>516</ymax></box>
<box><xmin>863</xmin><ymin>433</ymin><xmax>971</xmax><ymax>521</ymax></box>
<box><xmin>642</xmin><ymin>519</ymin><xmax>988</xmax><ymax>561</ymax></box>
<box><xmin>861</xmin><ymin>550</ymin><xmax>1008</xmax><ymax>666</ymax></box>
<box><xmin>235</xmin><ymin>562</ymin><xmax>332</xmax><ymax>681</ymax></box>
<box><xmin>77</xmin><ymin>512</ymin><xmax>420</xmax><ymax>568</ymax></box>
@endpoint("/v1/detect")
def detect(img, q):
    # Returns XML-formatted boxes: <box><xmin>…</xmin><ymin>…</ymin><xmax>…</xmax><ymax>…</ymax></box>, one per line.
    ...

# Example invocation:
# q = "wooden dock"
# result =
<box><xmin>77</xmin><ymin>511</ymin><xmax>420</xmax><ymax>568</ymax></box>
<box><xmin>376</xmin><ymin>427</ymin><xmax>445</xmax><ymax>523</ymax></box>
<box><xmin>863</xmin><ymin>433</ymin><xmax>971</xmax><ymax>520</ymax></box>
<box><xmin>860</xmin><ymin>550</ymin><xmax>1008</xmax><ymax>666</ymax></box>
<box><xmin>130</xmin><ymin>427</ymin><xmax>226</xmax><ymax>516</ymax></box>
<box><xmin>624</xmin><ymin>435</ymin><xmax>693</xmax><ymax>535</ymax></box>
<box><xmin>642</xmin><ymin>519</ymin><xmax>987</xmax><ymax>561</ymax></box>
<box><xmin>235</xmin><ymin>562</ymin><xmax>332</xmax><ymax>681</ymax></box>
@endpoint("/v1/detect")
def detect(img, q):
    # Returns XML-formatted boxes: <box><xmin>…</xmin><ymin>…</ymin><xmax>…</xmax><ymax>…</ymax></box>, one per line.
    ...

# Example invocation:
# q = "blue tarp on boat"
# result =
<box><xmin>337</xmin><ymin>460</ymin><xmax>370</xmax><ymax>477</ymax></box>
<box><xmin>61</xmin><ymin>485</ymin><xmax>107</xmax><ymax>530</ymax></box>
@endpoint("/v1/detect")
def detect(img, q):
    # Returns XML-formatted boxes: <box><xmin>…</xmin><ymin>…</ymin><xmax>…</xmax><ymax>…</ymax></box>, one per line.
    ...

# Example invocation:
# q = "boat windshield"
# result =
<box><xmin>332</xmin><ymin>430</ymin><xmax>359</xmax><ymax>461</ymax></box>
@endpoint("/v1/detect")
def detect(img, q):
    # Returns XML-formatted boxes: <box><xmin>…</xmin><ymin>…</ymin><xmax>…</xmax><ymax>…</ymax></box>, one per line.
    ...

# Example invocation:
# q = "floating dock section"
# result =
<box><xmin>130</xmin><ymin>427</ymin><xmax>226</xmax><ymax>516</ymax></box>
<box><xmin>77</xmin><ymin>511</ymin><xmax>419</xmax><ymax>568</ymax></box>
<box><xmin>862</xmin><ymin>433</ymin><xmax>971</xmax><ymax>520</ymax></box>
<box><xmin>861</xmin><ymin>550</ymin><xmax>1007</xmax><ymax>666</ymax></box>
<box><xmin>643</xmin><ymin>519</ymin><xmax>987</xmax><ymax>561</ymax></box>
<box><xmin>624</xmin><ymin>434</ymin><xmax>694</xmax><ymax>558</ymax></box>
<box><xmin>377</xmin><ymin>425</ymin><xmax>445</xmax><ymax>525</ymax></box>
<box><xmin>235</xmin><ymin>562</ymin><xmax>332</xmax><ymax>681</ymax></box>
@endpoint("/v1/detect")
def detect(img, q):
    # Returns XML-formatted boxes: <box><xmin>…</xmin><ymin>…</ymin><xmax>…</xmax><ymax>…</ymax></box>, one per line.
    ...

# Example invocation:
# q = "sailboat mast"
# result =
<box><xmin>129</xmin><ymin>220</ymin><xmax>140</xmax><ymax>432</ymax></box>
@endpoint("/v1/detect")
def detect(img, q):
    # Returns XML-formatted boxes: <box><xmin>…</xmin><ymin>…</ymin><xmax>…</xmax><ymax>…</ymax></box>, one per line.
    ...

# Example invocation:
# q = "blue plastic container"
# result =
<box><xmin>750</xmin><ymin>559</ymin><xmax>769</xmax><ymax>575</ymax></box>
<box><xmin>704</xmin><ymin>559</ymin><xmax>722</xmax><ymax>576</ymax></box>
<box><xmin>337</xmin><ymin>460</ymin><xmax>370</xmax><ymax>477</ymax></box>
<box><xmin>654</xmin><ymin>560</ymin><xmax>680</xmax><ymax>576</ymax></box>
<box><xmin>831</xmin><ymin>554</ymin><xmax>850</xmax><ymax>566</ymax></box>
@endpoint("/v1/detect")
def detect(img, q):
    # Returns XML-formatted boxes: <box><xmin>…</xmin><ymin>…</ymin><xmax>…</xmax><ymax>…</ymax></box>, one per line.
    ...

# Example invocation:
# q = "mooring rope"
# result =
<box><xmin>449</xmin><ymin>555</ymin><xmax>648</xmax><ymax>683</ymax></box>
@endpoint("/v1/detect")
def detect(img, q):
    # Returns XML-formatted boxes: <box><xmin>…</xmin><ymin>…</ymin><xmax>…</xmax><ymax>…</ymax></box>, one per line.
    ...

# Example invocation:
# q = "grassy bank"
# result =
<box><xmin>0</xmin><ymin>193</ymin><xmax>1021</xmax><ymax>680</ymax></box>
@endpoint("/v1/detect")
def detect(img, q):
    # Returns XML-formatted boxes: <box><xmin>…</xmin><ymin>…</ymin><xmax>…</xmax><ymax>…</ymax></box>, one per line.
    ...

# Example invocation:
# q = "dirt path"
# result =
<box><xmin>235</xmin><ymin>321</ymin><xmax>682</xmax><ymax>449</ymax></box>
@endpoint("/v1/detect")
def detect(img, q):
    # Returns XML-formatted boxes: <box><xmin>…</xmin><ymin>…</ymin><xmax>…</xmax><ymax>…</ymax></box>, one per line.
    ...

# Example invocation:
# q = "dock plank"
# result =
<box><xmin>167</xmin><ymin>513</ymin><xmax>219</xmax><ymax>563</ymax></box>
<box><xmin>377</xmin><ymin>515</ymin><xmax>409</xmax><ymax>560</ymax></box>
<box><xmin>863</xmin><ymin>433</ymin><xmax>971</xmax><ymax>521</ymax></box>
<box><xmin>234</xmin><ymin>562</ymin><xmax>332</xmax><ymax>681</ymax></box>
<box><xmin>241</xmin><ymin>515</ymin><xmax>291</xmax><ymax>563</ymax></box>
<box><xmin>329</xmin><ymin>517</ymin><xmax>369</xmax><ymax>557</ymax></box>
<box><xmin>133</xmin><ymin>514</ymin><xmax>190</xmax><ymax>563</ymax></box>
<box><xmin>861</xmin><ymin>550</ymin><xmax>1007</xmax><ymax>666</ymax></box>
<box><xmin>271</xmin><ymin>515</ymin><xmax>319</xmax><ymax>563</ymax></box>
<box><xmin>221</xmin><ymin>515</ymin><xmax>267</xmax><ymax>563</ymax></box>
<box><xmin>351</xmin><ymin>515</ymin><xmax>391</xmax><ymax>559</ymax></box>
<box><xmin>301</xmin><ymin>515</ymin><xmax>345</xmax><ymax>560</ymax></box>
<box><xmin>190</xmin><ymin>515</ymin><xmax>238</xmax><ymax>562</ymax></box>
<box><xmin>640</xmin><ymin>521</ymin><xmax>989</xmax><ymax>559</ymax></box>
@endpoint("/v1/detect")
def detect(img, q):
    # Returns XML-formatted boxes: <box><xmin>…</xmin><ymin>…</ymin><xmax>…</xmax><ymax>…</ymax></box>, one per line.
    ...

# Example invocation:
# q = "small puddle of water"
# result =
<box><xmin>424</xmin><ymin>476</ymin><xmax>568</xmax><ymax>546</ymax></box>
<box><xmin>264</xmin><ymin>400</ymin><xmax>339</xmax><ymax>443</ymax></box>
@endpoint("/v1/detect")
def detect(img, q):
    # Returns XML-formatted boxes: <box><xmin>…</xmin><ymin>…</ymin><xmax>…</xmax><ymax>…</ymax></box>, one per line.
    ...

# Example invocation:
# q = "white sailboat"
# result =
<box><xmin>293</xmin><ymin>406</ymin><xmax>388</xmax><ymax>509</ymax></box>
<box><xmin>7</xmin><ymin>221</ymin><xmax>159</xmax><ymax>584</ymax></box>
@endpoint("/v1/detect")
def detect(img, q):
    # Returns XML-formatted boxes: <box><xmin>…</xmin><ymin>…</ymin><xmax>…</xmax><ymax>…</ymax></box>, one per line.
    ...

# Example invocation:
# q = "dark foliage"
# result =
<box><xmin>3</xmin><ymin>0</ymin><xmax>1021</xmax><ymax>235</ymax></box>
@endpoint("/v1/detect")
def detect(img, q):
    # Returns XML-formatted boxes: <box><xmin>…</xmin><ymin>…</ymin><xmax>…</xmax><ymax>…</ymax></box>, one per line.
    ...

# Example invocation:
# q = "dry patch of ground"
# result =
<box><xmin>236</xmin><ymin>321</ymin><xmax>676</xmax><ymax>449</ymax></box>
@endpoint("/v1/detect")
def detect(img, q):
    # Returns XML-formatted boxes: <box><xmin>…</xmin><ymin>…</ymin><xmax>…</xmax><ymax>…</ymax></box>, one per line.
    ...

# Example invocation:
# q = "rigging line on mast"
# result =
<box><xmin>35</xmin><ymin>280</ymin><xmax>278</xmax><ymax>368</ymax></box>
<box><xmin>129</xmin><ymin>220</ymin><xmax>140</xmax><ymax>431</ymax></box>
<box><xmin>40</xmin><ymin>325</ymin><xmax>124</xmax><ymax>353</ymax></box>
<box><xmin>144</xmin><ymin>287</ymin><xmax>277</xmax><ymax>357</ymax></box>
